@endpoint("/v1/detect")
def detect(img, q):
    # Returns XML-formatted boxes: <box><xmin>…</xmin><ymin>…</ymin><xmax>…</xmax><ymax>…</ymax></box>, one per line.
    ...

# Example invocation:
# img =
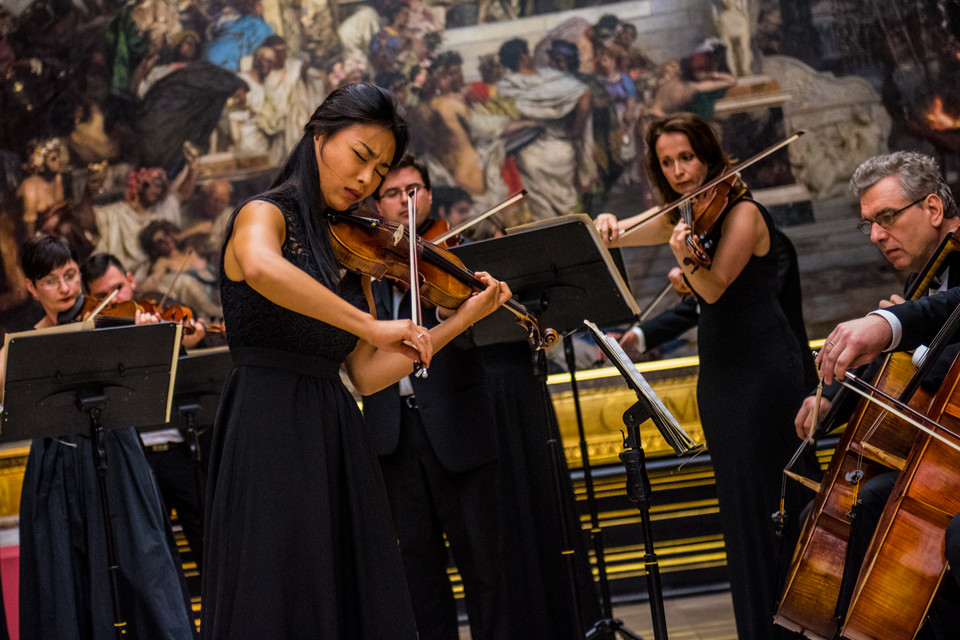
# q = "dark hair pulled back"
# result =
<box><xmin>260</xmin><ymin>83</ymin><xmax>409</xmax><ymax>287</ymax></box>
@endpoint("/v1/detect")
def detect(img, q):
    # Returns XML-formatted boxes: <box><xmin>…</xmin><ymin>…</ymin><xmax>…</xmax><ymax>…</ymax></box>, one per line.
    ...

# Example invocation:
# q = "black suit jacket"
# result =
<box><xmin>890</xmin><ymin>287</ymin><xmax>960</xmax><ymax>351</ymax></box>
<box><xmin>361</xmin><ymin>280</ymin><xmax>499</xmax><ymax>473</ymax></box>
<box><xmin>824</xmin><ymin>254</ymin><xmax>960</xmax><ymax>412</ymax></box>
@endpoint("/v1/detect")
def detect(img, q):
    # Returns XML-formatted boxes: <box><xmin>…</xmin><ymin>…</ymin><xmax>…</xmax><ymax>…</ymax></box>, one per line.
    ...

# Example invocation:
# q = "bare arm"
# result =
<box><xmin>436</xmin><ymin>100</ymin><xmax>484</xmax><ymax>195</ymax></box>
<box><xmin>172</xmin><ymin>158</ymin><xmax>199</xmax><ymax>204</ymax></box>
<box><xmin>343</xmin><ymin>271</ymin><xmax>509</xmax><ymax>394</ymax></box>
<box><xmin>595</xmin><ymin>210</ymin><xmax>674</xmax><ymax>247</ymax></box>
<box><xmin>225</xmin><ymin>200</ymin><xmax>509</xmax><ymax>395</ymax></box>
<box><xmin>569</xmin><ymin>89</ymin><xmax>591</xmax><ymax>141</ymax></box>
<box><xmin>671</xmin><ymin>201</ymin><xmax>768</xmax><ymax>304</ymax></box>
<box><xmin>17</xmin><ymin>182</ymin><xmax>38</xmax><ymax>238</ymax></box>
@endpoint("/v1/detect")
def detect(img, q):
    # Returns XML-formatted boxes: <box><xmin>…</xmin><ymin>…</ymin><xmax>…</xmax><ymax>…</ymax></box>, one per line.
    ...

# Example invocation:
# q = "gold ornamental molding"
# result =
<box><xmin>545</xmin><ymin>356</ymin><xmax>706</xmax><ymax>466</ymax></box>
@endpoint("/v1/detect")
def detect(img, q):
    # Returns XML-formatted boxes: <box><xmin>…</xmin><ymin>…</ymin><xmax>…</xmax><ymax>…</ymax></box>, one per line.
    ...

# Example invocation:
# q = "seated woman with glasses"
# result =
<box><xmin>3</xmin><ymin>235</ymin><xmax>196</xmax><ymax>640</ymax></box>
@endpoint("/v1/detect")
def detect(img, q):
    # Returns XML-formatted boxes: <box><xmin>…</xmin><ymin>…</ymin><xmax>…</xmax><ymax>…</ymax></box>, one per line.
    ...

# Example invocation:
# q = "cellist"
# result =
<box><xmin>802</xmin><ymin>152</ymin><xmax>960</xmax><ymax>639</ymax></box>
<box><xmin>795</xmin><ymin>152</ymin><xmax>960</xmax><ymax>436</ymax></box>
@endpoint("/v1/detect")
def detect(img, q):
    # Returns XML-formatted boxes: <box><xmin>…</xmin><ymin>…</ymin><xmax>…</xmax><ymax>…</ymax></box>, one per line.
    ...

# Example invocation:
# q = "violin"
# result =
<box><xmin>138</xmin><ymin>298</ymin><xmax>194</xmax><ymax>324</ymax></box>
<box><xmin>326</xmin><ymin>206</ymin><xmax>558</xmax><ymax>350</ymax></box>
<box><xmin>678</xmin><ymin>173</ymin><xmax>748</xmax><ymax>270</ymax></box>
<box><xmin>54</xmin><ymin>285</ymin><xmax>142</xmax><ymax>326</ymax></box>
<box><xmin>618</xmin><ymin>131</ymin><xmax>805</xmax><ymax>246</ymax></box>
<box><xmin>419</xmin><ymin>217</ymin><xmax>459</xmax><ymax>248</ymax></box>
<box><xmin>65</xmin><ymin>290</ymin><xmax>218</xmax><ymax>335</ymax></box>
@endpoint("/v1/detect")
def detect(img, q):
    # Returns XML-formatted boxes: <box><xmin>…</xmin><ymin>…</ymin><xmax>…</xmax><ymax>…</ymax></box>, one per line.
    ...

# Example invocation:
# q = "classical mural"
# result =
<box><xmin>1</xmin><ymin>0</ymin><xmax>959</xmax><ymax>338</ymax></box>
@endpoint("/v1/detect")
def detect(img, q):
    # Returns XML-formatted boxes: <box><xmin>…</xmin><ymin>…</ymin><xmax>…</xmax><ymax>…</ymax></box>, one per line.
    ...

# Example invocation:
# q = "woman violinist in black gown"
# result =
<box><xmin>595</xmin><ymin>113</ymin><xmax>810</xmax><ymax>640</ymax></box>
<box><xmin>201</xmin><ymin>83</ymin><xmax>510</xmax><ymax>639</ymax></box>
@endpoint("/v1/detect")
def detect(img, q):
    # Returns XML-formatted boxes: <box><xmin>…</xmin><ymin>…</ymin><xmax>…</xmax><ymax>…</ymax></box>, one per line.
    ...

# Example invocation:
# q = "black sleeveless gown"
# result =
<box><xmin>693</xmin><ymin>198</ymin><xmax>809</xmax><ymax>640</ymax></box>
<box><xmin>201</xmin><ymin>197</ymin><xmax>418</xmax><ymax>639</ymax></box>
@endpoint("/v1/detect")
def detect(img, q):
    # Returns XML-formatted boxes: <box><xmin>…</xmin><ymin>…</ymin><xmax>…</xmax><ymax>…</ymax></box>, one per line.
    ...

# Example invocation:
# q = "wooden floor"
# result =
<box><xmin>612</xmin><ymin>592</ymin><xmax>738</xmax><ymax>640</ymax></box>
<box><xmin>457</xmin><ymin>590</ymin><xmax>738</xmax><ymax>639</ymax></box>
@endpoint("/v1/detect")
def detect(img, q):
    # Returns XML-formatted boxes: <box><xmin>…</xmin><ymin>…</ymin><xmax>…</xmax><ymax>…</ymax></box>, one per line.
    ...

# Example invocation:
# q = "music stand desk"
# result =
<box><xmin>450</xmin><ymin>214</ymin><xmax>640</xmax><ymax>344</ymax></box>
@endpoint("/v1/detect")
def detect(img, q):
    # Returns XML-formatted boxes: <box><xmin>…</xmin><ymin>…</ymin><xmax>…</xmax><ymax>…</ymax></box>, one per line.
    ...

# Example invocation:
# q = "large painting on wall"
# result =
<box><xmin>1</xmin><ymin>0</ymin><xmax>959</xmax><ymax>336</ymax></box>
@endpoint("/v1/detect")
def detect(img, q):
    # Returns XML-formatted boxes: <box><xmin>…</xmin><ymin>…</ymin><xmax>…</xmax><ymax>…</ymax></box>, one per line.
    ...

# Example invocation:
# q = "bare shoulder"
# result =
<box><xmin>725</xmin><ymin>198</ymin><xmax>764</xmax><ymax>224</ymax></box>
<box><xmin>724</xmin><ymin>199</ymin><xmax>769</xmax><ymax>252</ymax></box>
<box><xmin>233</xmin><ymin>199</ymin><xmax>286</xmax><ymax>236</ymax></box>
<box><xmin>433</xmin><ymin>94</ymin><xmax>468</xmax><ymax>118</ymax></box>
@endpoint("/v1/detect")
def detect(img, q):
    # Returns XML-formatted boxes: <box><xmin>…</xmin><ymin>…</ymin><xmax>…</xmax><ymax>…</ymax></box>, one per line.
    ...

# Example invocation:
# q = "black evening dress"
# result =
<box><xmin>18</xmin><ymin>433</ymin><xmax>195</xmax><ymax>639</ymax></box>
<box><xmin>201</xmin><ymin>196</ymin><xmax>418</xmax><ymax>639</ymax></box>
<box><xmin>480</xmin><ymin>342</ymin><xmax>601</xmax><ymax>638</ymax></box>
<box><xmin>693</xmin><ymin>197</ymin><xmax>809</xmax><ymax>640</ymax></box>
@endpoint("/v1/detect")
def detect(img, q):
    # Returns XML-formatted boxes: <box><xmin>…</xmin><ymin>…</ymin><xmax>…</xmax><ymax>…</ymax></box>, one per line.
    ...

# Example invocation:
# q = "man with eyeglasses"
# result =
<box><xmin>792</xmin><ymin>151</ymin><xmax>960</xmax><ymax>640</ymax></box>
<box><xmin>796</xmin><ymin>151</ymin><xmax>960</xmax><ymax>432</ymax></box>
<box><xmin>362</xmin><ymin>156</ymin><xmax>505</xmax><ymax>640</ymax></box>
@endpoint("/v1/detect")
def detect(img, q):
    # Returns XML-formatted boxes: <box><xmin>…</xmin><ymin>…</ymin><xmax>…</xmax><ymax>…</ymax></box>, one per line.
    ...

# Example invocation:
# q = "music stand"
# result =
<box><xmin>2</xmin><ymin>322</ymin><xmax>182</xmax><ymax>639</ymax></box>
<box><xmin>451</xmin><ymin>214</ymin><xmax>642</xmax><ymax>638</ymax></box>
<box><xmin>584</xmin><ymin>319</ymin><xmax>705</xmax><ymax>640</ymax></box>
<box><xmin>166</xmin><ymin>346</ymin><xmax>232</xmax><ymax>516</ymax></box>
<box><xmin>452</xmin><ymin>214</ymin><xmax>639</xmax><ymax>346</ymax></box>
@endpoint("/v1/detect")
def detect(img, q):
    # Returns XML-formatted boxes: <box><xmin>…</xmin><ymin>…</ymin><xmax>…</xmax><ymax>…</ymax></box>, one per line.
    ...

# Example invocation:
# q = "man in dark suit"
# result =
<box><xmin>802</xmin><ymin>151</ymin><xmax>960</xmax><ymax>639</ymax></box>
<box><xmin>362</xmin><ymin>156</ymin><xmax>504</xmax><ymax>640</ymax></box>
<box><xmin>809</xmin><ymin>151</ymin><xmax>960</xmax><ymax>397</ymax></box>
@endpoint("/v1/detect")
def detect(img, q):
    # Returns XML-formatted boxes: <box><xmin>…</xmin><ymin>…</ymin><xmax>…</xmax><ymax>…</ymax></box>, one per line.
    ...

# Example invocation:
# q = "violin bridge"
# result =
<box><xmin>392</xmin><ymin>225</ymin><xmax>404</xmax><ymax>247</ymax></box>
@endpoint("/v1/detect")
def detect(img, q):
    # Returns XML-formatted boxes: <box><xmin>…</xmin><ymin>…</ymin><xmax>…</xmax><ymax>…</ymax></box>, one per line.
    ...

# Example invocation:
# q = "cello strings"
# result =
<box><xmin>839</xmin><ymin>375</ymin><xmax>960</xmax><ymax>455</ymax></box>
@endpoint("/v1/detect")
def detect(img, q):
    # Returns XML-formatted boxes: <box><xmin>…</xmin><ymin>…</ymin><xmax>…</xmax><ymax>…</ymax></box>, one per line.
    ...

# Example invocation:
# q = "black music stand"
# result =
<box><xmin>452</xmin><ymin>214</ymin><xmax>639</xmax><ymax>346</ymax></box>
<box><xmin>2</xmin><ymin>322</ymin><xmax>181</xmax><ymax>639</ymax></box>
<box><xmin>452</xmin><ymin>214</ymin><xmax>642</xmax><ymax>639</ymax></box>
<box><xmin>584</xmin><ymin>319</ymin><xmax>705</xmax><ymax>640</ymax></box>
<box><xmin>166</xmin><ymin>346</ymin><xmax>232</xmax><ymax>518</ymax></box>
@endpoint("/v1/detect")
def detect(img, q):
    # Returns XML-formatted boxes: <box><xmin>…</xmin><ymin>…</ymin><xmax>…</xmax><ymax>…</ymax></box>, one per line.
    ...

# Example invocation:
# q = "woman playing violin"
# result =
<box><xmin>202</xmin><ymin>83</ymin><xmax>510</xmax><ymax>640</ymax></box>
<box><xmin>9</xmin><ymin>235</ymin><xmax>195</xmax><ymax>640</ymax></box>
<box><xmin>595</xmin><ymin>113</ymin><xmax>810</xmax><ymax>640</ymax></box>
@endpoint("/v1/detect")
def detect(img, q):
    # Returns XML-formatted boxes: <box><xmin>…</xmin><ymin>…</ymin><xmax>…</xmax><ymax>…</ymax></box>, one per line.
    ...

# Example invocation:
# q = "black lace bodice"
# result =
<box><xmin>219</xmin><ymin>196</ymin><xmax>368</xmax><ymax>363</ymax></box>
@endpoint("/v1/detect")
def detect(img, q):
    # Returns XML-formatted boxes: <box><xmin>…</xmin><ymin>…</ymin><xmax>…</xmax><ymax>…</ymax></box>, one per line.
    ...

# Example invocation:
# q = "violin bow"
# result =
<box><xmin>84</xmin><ymin>283</ymin><xmax>123</xmax><ymax>321</ymax></box>
<box><xmin>407</xmin><ymin>187</ymin><xmax>428</xmax><ymax>378</ymax></box>
<box><xmin>157</xmin><ymin>251</ymin><xmax>194</xmax><ymax>311</ymax></box>
<box><xmin>618</xmin><ymin>131</ymin><xmax>806</xmax><ymax>240</ymax></box>
<box><xmin>838</xmin><ymin>371</ymin><xmax>960</xmax><ymax>455</ymax></box>
<box><xmin>432</xmin><ymin>190</ymin><xmax>527</xmax><ymax>244</ymax></box>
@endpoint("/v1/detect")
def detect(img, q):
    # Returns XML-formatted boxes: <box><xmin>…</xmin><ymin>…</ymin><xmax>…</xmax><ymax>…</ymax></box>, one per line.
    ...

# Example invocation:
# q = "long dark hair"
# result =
<box><xmin>261</xmin><ymin>83</ymin><xmax>409</xmax><ymax>287</ymax></box>
<box><xmin>644</xmin><ymin>113</ymin><xmax>732</xmax><ymax>204</ymax></box>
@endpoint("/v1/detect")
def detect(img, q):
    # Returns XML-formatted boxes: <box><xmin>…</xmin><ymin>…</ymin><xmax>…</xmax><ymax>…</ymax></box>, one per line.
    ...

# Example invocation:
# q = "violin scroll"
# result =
<box><xmin>531</xmin><ymin>323</ymin><xmax>560</xmax><ymax>349</ymax></box>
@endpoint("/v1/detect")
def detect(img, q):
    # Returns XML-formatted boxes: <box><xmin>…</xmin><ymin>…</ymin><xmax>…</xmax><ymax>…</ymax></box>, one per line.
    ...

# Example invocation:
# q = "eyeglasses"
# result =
<box><xmin>856</xmin><ymin>196</ymin><xmax>926</xmax><ymax>234</ymax></box>
<box><xmin>36</xmin><ymin>269</ymin><xmax>79</xmax><ymax>290</ymax></box>
<box><xmin>379</xmin><ymin>183</ymin><xmax>425</xmax><ymax>200</ymax></box>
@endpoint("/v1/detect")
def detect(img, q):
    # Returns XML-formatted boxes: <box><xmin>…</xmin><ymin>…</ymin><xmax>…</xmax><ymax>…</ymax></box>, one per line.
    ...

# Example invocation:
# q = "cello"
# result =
<box><xmin>841</xmin><ymin>306</ymin><xmax>960</xmax><ymax>639</ymax></box>
<box><xmin>774</xmin><ymin>230</ymin><xmax>960</xmax><ymax>639</ymax></box>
